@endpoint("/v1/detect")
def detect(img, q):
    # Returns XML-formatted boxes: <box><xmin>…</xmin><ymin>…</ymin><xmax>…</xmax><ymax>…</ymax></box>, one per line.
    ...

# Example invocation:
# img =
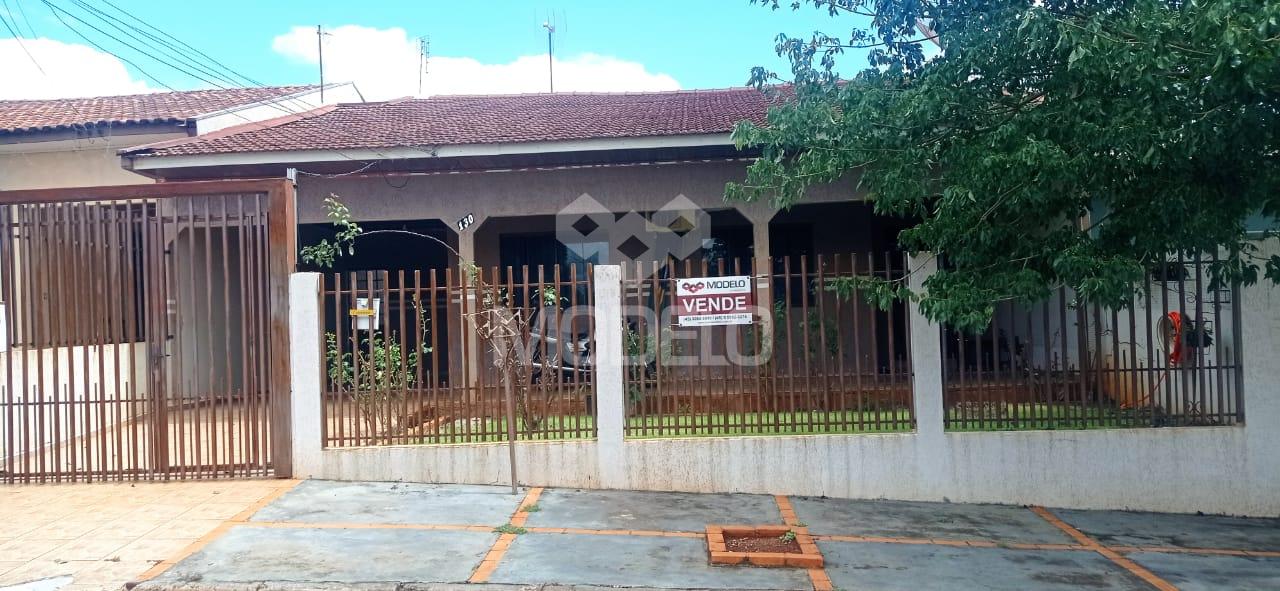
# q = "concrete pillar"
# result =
<box><xmin>289</xmin><ymin>272</ymin><xmax>324</xmax><ymax>479</ymax></box>
<box><xmin>906</xmin><ymin>254</ymin><xmax>944</xmax><ymax>439</ymax></box>
<box><xmin>457</xmin><ymin>228</ymin><xmax>482</xmax><ymax>390</ymax></box>
<box><xmin>1240</xmin><ymin>238</ymin><xmax>1280</xmax><ymax>513</ymax></box>
<box><xmin>749</xmin><ymin>214</ymin><xmax>774</xmax><ymax>359</ymax></box>
<box><xmin>593</xmin><ymin>265</ymin><xmax>627</xmax><ymax>488</ymax></box>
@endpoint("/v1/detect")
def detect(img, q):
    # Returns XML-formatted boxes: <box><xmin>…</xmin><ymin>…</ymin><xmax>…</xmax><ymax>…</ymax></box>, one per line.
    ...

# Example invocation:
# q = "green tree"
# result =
<box><xmin>728</xmin><ymin>0</ymin><xmax>1279</xmax><ymax>330</ymax></box>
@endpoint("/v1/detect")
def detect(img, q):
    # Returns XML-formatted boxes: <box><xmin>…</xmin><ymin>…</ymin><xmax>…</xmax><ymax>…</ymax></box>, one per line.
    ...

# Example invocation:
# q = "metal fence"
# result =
<box><xmin>942</xmin><ymin>255</ymin><xmax>1244</xmax><ymax>430</ymax></box>
<box><xmin>320</xmin><ymin>264</ymin><xmax>596</xmax><ymax>447</ymax></box>
<box><xmin>0</xmin><ymin>180</ymin><xmax>293</xmax><ymax>483</ymax></box>
<box><xmin>622</xmin><ymin>253</ymin><xmax>914</xmax><ymax>438</ymax></box>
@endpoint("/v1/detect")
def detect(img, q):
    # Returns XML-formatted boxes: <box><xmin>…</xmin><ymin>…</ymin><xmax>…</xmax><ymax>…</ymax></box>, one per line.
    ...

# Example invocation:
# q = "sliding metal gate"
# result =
<box><xmin>0</xmin><ymin>180</ymin><xmax>295</xmax><ymax>483</ymax></box>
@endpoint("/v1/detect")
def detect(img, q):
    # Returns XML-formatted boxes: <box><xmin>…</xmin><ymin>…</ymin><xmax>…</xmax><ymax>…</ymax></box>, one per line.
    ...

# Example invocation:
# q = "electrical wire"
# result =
<box><xmin>11</xmin><ymin>0</ymin><xmax>36</xmax><ymax>38</ymax></box>
<box><xmin>76</xmin><ymin>0</ymin><xmax>421</xmax><ymax>159</ymax></box>
<box><xmin>39</xmin><ymin>0</ymin><xmax>383</xmax><ymax>164</ymax></box>
<box><xmin>0</xmin><ymin>10</ymin><xmax>44</xmax><ymax>73</ymax></box>
<box><xmin>35</xmin><ymin>0</ymin><xmax>449</xmax><ymax>175</ymax></box>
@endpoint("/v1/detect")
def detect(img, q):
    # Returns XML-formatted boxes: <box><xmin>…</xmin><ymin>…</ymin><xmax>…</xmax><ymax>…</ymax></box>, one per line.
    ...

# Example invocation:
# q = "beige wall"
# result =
<box><xmin>296</xmin><ymin>159</ymin><xmax>863</xmax><ymax>227</ymax></box>
<box><xmin>0</xmin><ymin>132</ymin><xmax>176</xmax><ymax>190</ymax></box>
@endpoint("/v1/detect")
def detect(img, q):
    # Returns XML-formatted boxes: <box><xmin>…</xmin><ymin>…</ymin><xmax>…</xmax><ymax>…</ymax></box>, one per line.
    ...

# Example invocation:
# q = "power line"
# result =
<box><xmin>36</xmin><ymin>0</ymin><xmax>440</xmax><ymax>170</ymax></box>
<box><xmin>97</xmin><ymin>0</ymin><xmax>268</xmax><ymax>87</ymax></box>
<box><xmin>10</xmin><ymin>0</ymin><xmax>37</xmax><ymax>38</ymax></box>
<box><xmin>40</xmin><ymin>1</ymin><xmax>383</xmax><ymax>161</ymax></box>
<box><xmin>41</xmin><ymin>0</ymin><xmax>174</xmax><ymax>91</ymax></box>
<box><xmin>0</xmin><ymin>2</ymin><xmax>43</xmax><ymax>74</ymax></box>
<box><xmin>69</xmin><ymin>0</ymin><xmax>248</xmax><ymax>89</ymax></box>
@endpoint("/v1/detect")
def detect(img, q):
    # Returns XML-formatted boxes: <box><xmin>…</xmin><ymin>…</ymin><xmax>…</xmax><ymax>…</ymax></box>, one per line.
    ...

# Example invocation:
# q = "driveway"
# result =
<box><xmin>126</xmin><ymin>480</ymin><xmax>1280</xmax><ymax>591</ymax></box>
<box><xmin>0</xmin><ymin>479</ymin><xmax>296</xmax><ymax>591</ymax></box>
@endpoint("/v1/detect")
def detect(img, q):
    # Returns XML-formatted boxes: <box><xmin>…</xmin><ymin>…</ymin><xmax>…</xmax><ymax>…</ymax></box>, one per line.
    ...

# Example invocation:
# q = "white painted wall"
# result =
<box><xmin>289</xmin><ymin>243</ymin><xmax>1280</xmax><ymax>516</ymax></box>
<box><xmin>0</xmin><ymin>342</ymin><xmax>149</xmax><ymax>461</ymax></box>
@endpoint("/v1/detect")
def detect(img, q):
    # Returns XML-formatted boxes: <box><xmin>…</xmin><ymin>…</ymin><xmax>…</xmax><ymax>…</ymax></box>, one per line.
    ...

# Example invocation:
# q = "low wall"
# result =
<box><xmin>287</xmin><ymin>245</ymin><xmax>1280</xmax><ymax>516</ymax></box>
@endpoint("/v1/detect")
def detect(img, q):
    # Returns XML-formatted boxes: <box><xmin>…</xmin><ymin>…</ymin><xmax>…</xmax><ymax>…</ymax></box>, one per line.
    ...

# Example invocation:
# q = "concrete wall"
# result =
<box><xmin>289</xmin><ymin>240</ymin><xmax>1280</xmax><ymax>518</ymax></box>
<box><xmin>0</xmin><ymin>342</ymin><xmax>149</xmax><ymax>460</ymax></box>
<box><xmin>0</xmin><ymin>133</ymin><xmax>176</xmax><ymax>190</ymax></box>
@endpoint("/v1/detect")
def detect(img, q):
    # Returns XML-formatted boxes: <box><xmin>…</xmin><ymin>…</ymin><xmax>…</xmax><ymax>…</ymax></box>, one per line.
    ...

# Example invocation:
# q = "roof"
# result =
<box><xmin>0</xmin><ymin>85</ymin><xmax>321</xmax><ymax>134</ymax></box>
<box><xmin>125</xmin><ymin>87</ymin><xmax>783</xmax><ymax>159</ymax></box>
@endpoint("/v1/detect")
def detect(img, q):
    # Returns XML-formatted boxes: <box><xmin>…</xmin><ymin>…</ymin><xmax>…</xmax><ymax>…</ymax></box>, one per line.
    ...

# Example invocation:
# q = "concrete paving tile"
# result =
<box><xmin>41</xmin><ymin>536</ymin><xmax>129</xmax><ymax>561</ymax></box>
<box><xmin>0</xmin><ymin>538</ymin><xmax>66</xmax><ymax>561</ymax></box>
<box><xmin>1128</xmin><ymin>551</ymin><xmax>1280</xmax><ymax>591</ymax></box>
<box><xmin>179</xmin><ymin>502</ymin><xmax>251</xmax><ymax>521</ymax></box>
<box><xmin>144</xmin><ymin>519</ymin><xmax>225</xmax><ymax>540</ymax></box>
<box><xmin>820</xmin><ymin>540</ymin><xmax>1149</xmax><ymax>591</ymax></box>
<box><xmin>125</xmin><ymin>504</ymin><xmax>200</xmax><ymax>521</ymax></box>
<box><xmin>248</xmin><ymin>480</ymin><xmax>524</xmax><ymax>526</ymax></box>
<box><xmin>1052</xmin><ymin>509</ymin><xmax>1280</xmax><ymax>552</ymax></box>
<box><xmin>490</xmin><ymin>532</ymin><xmax>811</xmax><ymax>590</ymax></box>
<box><xmin>792</xmin><ymin>496</ymin><xmax>1075</xmax><ymax>544</ymax></box>
<box><xmin>69</xmin><ymin>559</ymin><xmax>155</xmax><ymax>586</ymax></box>
<box><xmin>0</xmin><ymin>559</ymin><xmax>87</xmax><ymax>586</ymax></box>
<box><xmin>525</xmin><ymin>488</ymin><xmax>782</xmax><ymax>533</ymax></box>
<box><xmin>19</xmin><ymin>520</ymin><xmax>100</xmax><ymax>541</ymax></box>
<box><xmin>0</xmin><ymin>561</ymin><xmax>22</xmax><ymax>575</ymax></box>
<box><xmin>108</xmin><ymin>537</ymin><xmax>198</xmax><ymax>562</ymax></box>
<box><xmin>86</xmin><ymin>518</ymin><xmax>166</xmax><ymax>540</ymax></box>
<box><xmin>154</xmin><ymin>525</ymin><xmax>496</xmax><ymax>585</ymax></box>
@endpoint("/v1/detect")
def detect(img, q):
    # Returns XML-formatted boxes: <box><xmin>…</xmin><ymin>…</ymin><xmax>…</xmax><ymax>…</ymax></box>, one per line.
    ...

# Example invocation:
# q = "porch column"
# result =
<box><xmin>747</xmin><ymin>211</ymin><xmax>774</xmax><ymax>358</ymax></box>
<box><xmin>457</xmin><ymin>227</ymin><xmax>482</xmax><ymax>389</ymax></box>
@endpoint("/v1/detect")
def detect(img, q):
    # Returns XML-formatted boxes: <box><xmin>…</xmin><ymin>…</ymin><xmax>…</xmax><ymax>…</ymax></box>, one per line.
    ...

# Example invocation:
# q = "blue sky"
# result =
<box><xmin>0</xmin><ymin>0</ymin><xmax>871</xmax><ymax>99</ymax></box>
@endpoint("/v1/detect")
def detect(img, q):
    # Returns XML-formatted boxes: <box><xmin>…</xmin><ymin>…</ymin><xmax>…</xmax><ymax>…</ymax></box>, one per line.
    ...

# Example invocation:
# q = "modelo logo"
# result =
<box><xmin>681</xmin><ymin>278</ymin><xmax>747</xmax><ymax>293</ymax></box>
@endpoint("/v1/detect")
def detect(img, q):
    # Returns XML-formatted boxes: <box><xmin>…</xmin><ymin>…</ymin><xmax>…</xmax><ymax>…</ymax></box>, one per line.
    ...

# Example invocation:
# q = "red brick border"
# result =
<box><xmin>707</xmin><ymin>525</ymin><xmax>825</xmax><ymax>569</ymax></box>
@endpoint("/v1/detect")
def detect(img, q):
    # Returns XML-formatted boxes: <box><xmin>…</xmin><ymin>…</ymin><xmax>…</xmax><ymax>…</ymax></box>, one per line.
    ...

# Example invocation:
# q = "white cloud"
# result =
<box><xmin>0</xmin><ymin>37</ymin><xmax>151</xmax><ymax>99</ymax></box>
<box><xmin>271</xmin><ymin>25</ymin><xmax>680</xmax><ymax>100</ymax></box>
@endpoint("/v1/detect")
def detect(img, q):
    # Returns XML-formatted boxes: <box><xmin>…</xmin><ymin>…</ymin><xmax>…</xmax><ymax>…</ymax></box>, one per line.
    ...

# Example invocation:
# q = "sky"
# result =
<box><xmin>0</xmin><ymin>0</ymin><xmax>868</xmax><ymax>100</ymax></box>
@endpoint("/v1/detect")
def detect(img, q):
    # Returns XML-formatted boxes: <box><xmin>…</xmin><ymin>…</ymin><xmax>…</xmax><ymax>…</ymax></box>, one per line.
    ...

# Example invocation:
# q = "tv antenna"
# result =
<box><xmin>542</xmin><ymin>19</ymin><xmax>555</xmax><ymax>92</ymax></box>
<box><xmin>418</xmin><ymin>36</ymin><xmax>430</xmax><ymax>95</ymax></box>
<box><xmin>317</xmin><ymin>25</ymin><xmax>333</xmax><ymax>100</ymax></box>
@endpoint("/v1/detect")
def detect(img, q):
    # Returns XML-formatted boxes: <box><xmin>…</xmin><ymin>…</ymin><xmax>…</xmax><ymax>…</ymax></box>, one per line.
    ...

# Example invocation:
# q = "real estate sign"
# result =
<box><xmin>674</xmin><ymin>275</ymin><xmax>754</xmax><ymax>327</ymax></box>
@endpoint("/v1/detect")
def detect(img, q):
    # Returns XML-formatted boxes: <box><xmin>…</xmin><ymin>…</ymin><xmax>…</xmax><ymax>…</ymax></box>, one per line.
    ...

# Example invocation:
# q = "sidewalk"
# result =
<box><xmin>128</xmin><ymin>480</ymin><xmax>1280</xmax><ymax>591</ymax></box>
<box><xmin>0</xmin><ymin>479</ymin><xmax>295</xmax><ymax>591</ymax></box>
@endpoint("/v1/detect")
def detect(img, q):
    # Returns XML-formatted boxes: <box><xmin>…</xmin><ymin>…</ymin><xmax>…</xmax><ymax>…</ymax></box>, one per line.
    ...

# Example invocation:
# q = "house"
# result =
<box><xmin>118</xmin><ymin>88</ymin><xmax>913</xmax><ymax>385</ymax></box>
<box><xmin>114</xmin><ymin>87</ymin><xmax>1242</xmax><ymax>431</ymax></box>
<box><xmin>0</xmin><ymin>83</ymin><xmax>363</xmax><ymax>190</ymax></box>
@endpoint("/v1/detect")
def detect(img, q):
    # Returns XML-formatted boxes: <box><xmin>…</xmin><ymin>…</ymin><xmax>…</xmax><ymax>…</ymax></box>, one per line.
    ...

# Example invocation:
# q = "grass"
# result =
<box><xmin>520</xmin><ymin>503</ymin><xmax>541</xmax><ymax>513</ymax></box>
<box><xmin>943</xmin><ymin>403</ymin><xmax>1165</xmax><ymax>432</ymax></box>
<box><xmin>494</xmin><ymin>524</ymin><xmax>527</xmax><ymax>535</ymax></box>
<box><xmin>623</xmin><ymin>410</ymin><xmax>914</xmax><ymax>438</ymax></box>
<box><xmin>393</xmin><ymin>404</ymin><xmax>1180</xmax><ymax>445</ymax></box>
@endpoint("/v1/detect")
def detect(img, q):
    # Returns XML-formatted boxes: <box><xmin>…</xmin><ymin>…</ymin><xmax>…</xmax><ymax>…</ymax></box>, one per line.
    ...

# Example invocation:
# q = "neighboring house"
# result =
<box><xmin>0</xmin><ymin>83</ymin><xmax>363</xmax><ymax>190</ymax></box>
<box><xmin>0</xmin><ymin>84</ymin><xmax>361</xmax><ymax>467</ymax></box>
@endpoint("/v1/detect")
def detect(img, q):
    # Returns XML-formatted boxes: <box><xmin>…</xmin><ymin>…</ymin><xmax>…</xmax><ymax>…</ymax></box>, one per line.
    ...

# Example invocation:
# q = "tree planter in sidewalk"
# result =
<box><xmin>706</xmin><ymin>524</ymin><xmax>824</xmax><ymax>568</ymax></box>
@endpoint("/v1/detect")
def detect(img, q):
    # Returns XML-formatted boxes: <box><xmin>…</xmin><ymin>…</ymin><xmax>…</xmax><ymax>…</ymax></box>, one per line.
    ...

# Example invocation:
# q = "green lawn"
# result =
<box><xmin>944</xmin><ymin>403</ymin><xmax>1159</xmax><ymax>432</ymax></box>
<box><xmin>624</xmin><ymin>410</ymin><xmax>914</xmax><ymax>438</ymax></box>
<box><xmin>384</xmin><ymin>404</ymin><xmax>1178</xmax><ymax>446</ymax></box>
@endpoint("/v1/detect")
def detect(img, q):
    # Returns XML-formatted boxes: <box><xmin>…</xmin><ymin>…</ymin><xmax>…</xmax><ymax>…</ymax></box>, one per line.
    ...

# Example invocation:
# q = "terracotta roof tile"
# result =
<box><xmin>128</xmin><ymin>87</ymin><xmax>783</xmax><ymax>158</ymax></box>
<box><xmin>0</xmin><ymin>85</ymin><xmax>320</xmax><ymax>133</ymax></box>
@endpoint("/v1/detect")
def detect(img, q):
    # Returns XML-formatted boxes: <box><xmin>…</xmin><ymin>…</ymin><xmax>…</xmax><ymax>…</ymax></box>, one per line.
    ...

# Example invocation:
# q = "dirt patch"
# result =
<box><xmin>725</xmin><ymin>534</ymin><xmax>803</xmax><ymax>554</ymax></box>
